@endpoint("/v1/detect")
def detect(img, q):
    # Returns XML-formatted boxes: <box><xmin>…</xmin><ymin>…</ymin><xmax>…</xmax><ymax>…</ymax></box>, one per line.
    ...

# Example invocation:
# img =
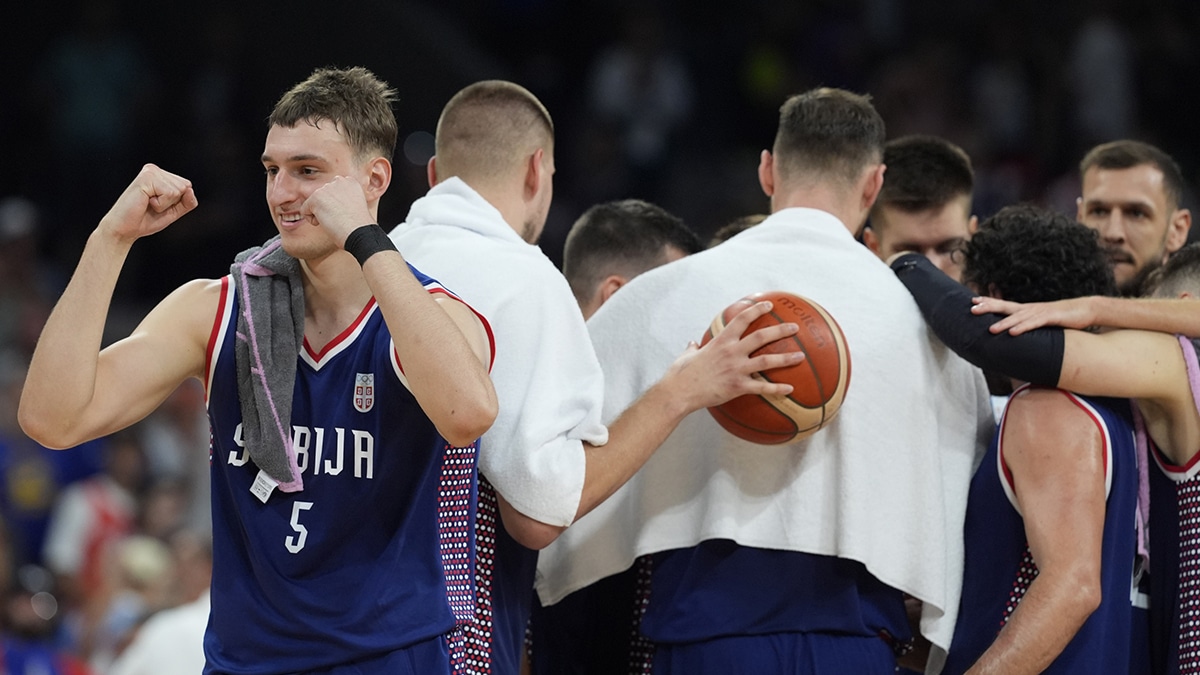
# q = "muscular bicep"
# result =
<box><xmin>434</xmin><ymin>294</ymin><xmax>494</xmax><ymax>371</ymax></box>
<box><xmin>82</xmin><ymin>279</ymin><xmax>220</xmax><ymax>440</ymax></box>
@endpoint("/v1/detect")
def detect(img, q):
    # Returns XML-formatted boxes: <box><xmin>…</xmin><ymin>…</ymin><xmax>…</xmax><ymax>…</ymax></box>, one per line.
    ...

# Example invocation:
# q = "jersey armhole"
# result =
<box><xmin>997</xmin><ymin>385</ymin><xmax>1115</xmax><ymax>511</ymax></box>
<box><xmin>204</xmin><ymin>276</ymin><xmax>236</xmax><ymax>406</ymax></box>
<box><xmin>390</xmin><ymin>284</ymin><xmax>497</xmax><ymax>387</ymax></box>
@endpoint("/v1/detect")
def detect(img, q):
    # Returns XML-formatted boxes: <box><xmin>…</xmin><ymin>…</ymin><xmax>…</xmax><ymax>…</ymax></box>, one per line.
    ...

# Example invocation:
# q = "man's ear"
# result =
<box><xmin>968</xmin><ymin>214</ymin><xmax>979</xmax><ymax>235</ymax></box>
<box><xmin>1167</xmin><ymin>208</ymin><xmax>1192</xmax><ymax>254</ymax></box>
<box><xmin>862</xmin><ymin>226</ymin><xmax>882</xmax><ymax>256</ymax></box>
<box><xmin>364</xmin><ymin>157</ymin><xmax>392</xmax><ymax>203</ymax></box>
<box><xmin>525</xmin><ymin>148</ymin><xmax>546</xmax><ymax>201</ymax></box>
<box><xmin>597</xmin><ymin>275</ymin><xmax>627</xmax><ymax>306</ymax></box>
<box><xmin>758</xmin><ymin>150</ymin><xmax>775</xmax><ymax>198</ymax></box>
<box><xmin>426</xmin><ymin>156</ymin><xmax>438</xmax><ymax>189</ymax></box>
<box><xmin>861</xmin><ymin>163</ymin><xmax>885</xmax><ymax>212</ymax></box>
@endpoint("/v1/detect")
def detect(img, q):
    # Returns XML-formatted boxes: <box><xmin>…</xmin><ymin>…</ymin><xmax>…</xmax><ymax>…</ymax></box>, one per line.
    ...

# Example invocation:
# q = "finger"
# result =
<box><xmin>748</xmin><ymin>351</ymin><xmax>806</xmax><ymax>372</ymax></box>
<box><xmin>181</xmin><ymin>186</ymin><xmax>199</xmax><ymax>212</ymax></box>
<box><xmin>739</xmin><ymin>322</ymin><xmax>800</xmax><ymax>351</ymax></box>
<box><xmin>721</xmin><ymin>300</ymin><xmax>773</xmax><ymax>335</ymax></box>
<box><xmin>1006</xmin><ymin>318</ymin><xmax>1036</xmax><ymax>337</ymax></box>
<box><xmin>988</xmin><ymin>314</ymin><xmax>1019</xmax><ymax>334</ymax></box>
<box><xmin>744</xmin><ymin>379</ymin><xmax>794</xmax><ymax>397</ymax></box>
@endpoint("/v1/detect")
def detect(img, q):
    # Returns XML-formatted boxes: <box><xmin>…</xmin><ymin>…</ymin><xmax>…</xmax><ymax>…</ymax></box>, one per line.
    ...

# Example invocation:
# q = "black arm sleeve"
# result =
<box><xmin>889</xmin><ymin>253</ymin><xmax>1065</xmax><ymax>387</ymax></box>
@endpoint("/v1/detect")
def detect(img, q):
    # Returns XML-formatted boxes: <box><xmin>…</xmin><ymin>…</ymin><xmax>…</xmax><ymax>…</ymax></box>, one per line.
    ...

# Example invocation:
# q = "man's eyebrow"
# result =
<box><xmin>261</xmin><ymin>153</ymin><xmax>327</xmax><ymax>163</ymax></box>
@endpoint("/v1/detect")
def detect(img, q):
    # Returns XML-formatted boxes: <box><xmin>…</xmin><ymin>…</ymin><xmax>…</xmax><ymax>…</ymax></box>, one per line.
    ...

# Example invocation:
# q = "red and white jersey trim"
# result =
<box><xmin>997</xmin><ymin>384</ymin><xmax>1114</xmax><ymax>513</ymax></box>
<box><xmin>390</xmin><ymin>286</ymin><xmax>497</xmax><ymax>394</ymax></box>
<box><xmin>302</xmin><ymin>300</ymin><xmax>378</xmax><ymax>371</ymax></box>
<box><xmin>205</xmin><ymin>276</ymin><xmax>237</xmax><ymax>407</ymax></box>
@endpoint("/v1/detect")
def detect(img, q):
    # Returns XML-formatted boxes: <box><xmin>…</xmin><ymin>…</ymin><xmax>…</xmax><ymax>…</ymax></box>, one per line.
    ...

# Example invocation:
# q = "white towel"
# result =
<box><xmin>389</xmin><ymin>178</ymin><xmax>606</xmax><ymax>527</ymax></box>
<box><xmin>535</xmin><ymin>208</ymin><xmax>993</xmax><ymax>664</ymax></box>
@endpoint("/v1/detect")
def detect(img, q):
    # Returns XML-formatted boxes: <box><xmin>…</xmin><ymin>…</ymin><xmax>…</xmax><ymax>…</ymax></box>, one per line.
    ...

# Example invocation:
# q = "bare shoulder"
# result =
<box><xmin>1004</xmin><ymin>388</ymin><xmax>1104</xmax><ymax>447</ymax></box>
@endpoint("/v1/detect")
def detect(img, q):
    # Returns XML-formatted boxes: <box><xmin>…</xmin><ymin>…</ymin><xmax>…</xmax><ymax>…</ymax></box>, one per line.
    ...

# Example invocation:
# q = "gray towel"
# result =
<box><xmin>230</xmin><ymin>235</ymin><xmax>305</xmax><ymax>492</ymax></box>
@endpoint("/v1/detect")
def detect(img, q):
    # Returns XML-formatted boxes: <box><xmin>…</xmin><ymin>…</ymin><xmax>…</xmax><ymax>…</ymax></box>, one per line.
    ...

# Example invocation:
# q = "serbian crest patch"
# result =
<box><xmin>354</xmin><ymin>373</ymin><xmax>375</xmax><ymax>413</ymax></box>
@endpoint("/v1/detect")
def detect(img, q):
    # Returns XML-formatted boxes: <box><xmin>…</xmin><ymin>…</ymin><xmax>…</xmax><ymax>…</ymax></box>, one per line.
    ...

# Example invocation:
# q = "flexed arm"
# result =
<box><xmin>303</xmin><ymin>176</ymin><xmax>497</xmax><ymax>447</ymax></box>
<box><xmin>20</xmin><ymin>165</ymin><xmax>214</xmax><ymax>448</ymax></box>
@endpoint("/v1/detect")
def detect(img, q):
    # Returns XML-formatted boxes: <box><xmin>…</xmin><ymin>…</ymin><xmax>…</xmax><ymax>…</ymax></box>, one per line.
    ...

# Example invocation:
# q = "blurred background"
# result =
<box><xmin>4</xmin><ymin>0</ymin><xmax>1199</xmax><ymax>309</ymax></box>
<box><xmin>0</xmin><ymin>0</ymin><xmax>1197</xmax><ymax>669</ymax></box>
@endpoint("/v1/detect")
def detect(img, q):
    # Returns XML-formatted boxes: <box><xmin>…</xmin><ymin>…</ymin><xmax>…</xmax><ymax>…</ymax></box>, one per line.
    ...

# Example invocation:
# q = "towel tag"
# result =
<box><xmin>250</xmin><ymin>470</ymin><xmax>279</xmax><ymax>504</ymax></box>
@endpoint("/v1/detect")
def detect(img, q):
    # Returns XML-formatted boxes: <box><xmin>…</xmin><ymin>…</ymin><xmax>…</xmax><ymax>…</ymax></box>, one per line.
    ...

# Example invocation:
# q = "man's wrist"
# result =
<box><xmin>343</xmin><ymin>224</ymin><xmax>397</xmax><ymax>266</ymax></box>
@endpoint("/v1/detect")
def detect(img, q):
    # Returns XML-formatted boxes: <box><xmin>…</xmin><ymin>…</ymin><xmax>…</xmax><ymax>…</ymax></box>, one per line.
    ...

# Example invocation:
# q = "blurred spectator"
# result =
<box><xmin>41</xmin><ymin>432</ymin><xmax>144</xmax><ymax>614</ymax></box>
<box><xmin>0</xmin><ymin>519</ymin><xmax>92</xmax><ymax>675</ymax></box>
<box><xmin>1066</xmin><ymin>7</ymin><xmax>1137</xmax><ymax>149</ymax></box>
<box><xmin>0</xmin><ymin>364</ymin><xmax>106</xmax><ymax>569</ymax></box>
<box><xmin>584</xmin><ymin>5</ymin><xmax>694</xmax><ymax>200</ymax></box>
<box><xmin>84</xmin><ymin>535</ymin><xmax>173</xmax><ymax>673</ymax></box>
<box><xmin>0</xmin><ymin>198</ymin><xmax>58</xmax><ymax>361</ymax></box>
<box><xmin>137</xmin><ymin>380</ymin><xmax>211</xmax><ymax>535</ymax></box>
<box><xmin>108</xmin><ymin>530</ymin><xmax>211</xmax><ymax>675</ymax></box>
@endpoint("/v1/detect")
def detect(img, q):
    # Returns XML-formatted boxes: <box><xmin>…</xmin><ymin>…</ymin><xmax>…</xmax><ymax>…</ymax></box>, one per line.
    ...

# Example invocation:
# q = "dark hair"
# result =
<box><xmin>708</xmin><ymin>213</ymin><xmax>768</xmax><ymax>248</ymax></box>
<box><xmin>963</xmin><ymin>204</ymin><xmax>1115</xmax><ymax>303</ymax></box>
<box><xmin>773</xmin><ymin>88</ymin><xmax>885</xmax><ymax>187</ymax></box>
<box><xmin>875</xmin><ymin>135</ymin><xmax>974</xmax><ymax>214</ymax></box>
<box><xmin>1079</xmin><ymin>140</ymin><xmax>1186</xmax><ymax>210</ymax></box>
<box><xmin>563</xmin><ymin>199</ymin><xmax>701</xmax><ymax>304</ymax></box>
<box><xmin>268</xmin><ymin>66</ymin><xmax>398</xmax><ymax>162</ymax></box>
<box><xmin>1149</xmin><ymin>243</ymin><xmax>1200</xmax><ymax>298</ymax></box>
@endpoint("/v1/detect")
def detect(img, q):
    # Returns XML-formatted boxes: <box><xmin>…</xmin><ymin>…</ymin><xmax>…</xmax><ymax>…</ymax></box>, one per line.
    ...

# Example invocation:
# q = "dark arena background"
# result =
<box><xmin>2</xmin><ymin>0</ymin><xmax>1198</xmax><ymax>326</ymax></box>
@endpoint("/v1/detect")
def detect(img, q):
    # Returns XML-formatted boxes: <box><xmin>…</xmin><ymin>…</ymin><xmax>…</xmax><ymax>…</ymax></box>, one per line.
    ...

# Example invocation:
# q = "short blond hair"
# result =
<box><xmin>435</xmin><ymin>80</ymin><xmax>554</xmax><ymax>183</ymax></box>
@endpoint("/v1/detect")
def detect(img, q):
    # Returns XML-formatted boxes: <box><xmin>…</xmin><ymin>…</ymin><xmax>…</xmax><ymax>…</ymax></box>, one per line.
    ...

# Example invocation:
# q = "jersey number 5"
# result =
<box><xmin>286</xmin><ymin>501</ymin><xmax>314</xmax><ymax>554</ymax></box>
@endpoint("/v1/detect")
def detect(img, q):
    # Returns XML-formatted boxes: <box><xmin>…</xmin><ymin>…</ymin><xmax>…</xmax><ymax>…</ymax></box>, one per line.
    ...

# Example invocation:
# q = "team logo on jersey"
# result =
<box><xmin>354</xmin><ymin>373</ymin><xmax>375</xmax><ymax>413</ymax></box>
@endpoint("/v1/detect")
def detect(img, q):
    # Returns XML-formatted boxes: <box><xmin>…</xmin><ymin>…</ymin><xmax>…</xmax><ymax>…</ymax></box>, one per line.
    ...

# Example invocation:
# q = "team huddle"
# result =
<box><xmin>16</xmin><ymin>65</ymin><xmax>1198</xmax><ymax>674</ymax></box>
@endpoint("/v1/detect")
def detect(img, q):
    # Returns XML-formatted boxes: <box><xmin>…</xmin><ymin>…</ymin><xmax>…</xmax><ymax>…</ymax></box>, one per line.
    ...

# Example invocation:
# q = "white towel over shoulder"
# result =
<box><xmin>535</xmin><ymin>208</ymin><xmax>993</xmax><ymax>664</ymax></box>
<box><xmin>389</xmin><ymin>178</ymin><xmax>606</xmax><ymax>528</ymax></box>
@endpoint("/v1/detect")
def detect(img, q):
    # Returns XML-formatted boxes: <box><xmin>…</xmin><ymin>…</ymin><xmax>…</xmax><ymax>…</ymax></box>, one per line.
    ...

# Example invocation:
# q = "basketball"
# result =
<box><xmin>701</xmin><ymin>291</ymin><xmax>851</xmax><ymax>445</ymax></box>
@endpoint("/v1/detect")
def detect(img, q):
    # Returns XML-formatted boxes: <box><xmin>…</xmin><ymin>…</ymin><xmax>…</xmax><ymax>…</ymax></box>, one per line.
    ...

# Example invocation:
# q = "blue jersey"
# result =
<box><xmin>944</xmin><ymin>387</ymin><xmax>1147</xmax><ymax>674</ymax></box>
<box><xmin>202</xmin><ymin>274</ymin><xmax>481</xmax><ymax>675</ymax></box>
<box><xmin>639</xmin><ymin>541</ymin><xmax>908</xmax><ymax>674</ymax></box>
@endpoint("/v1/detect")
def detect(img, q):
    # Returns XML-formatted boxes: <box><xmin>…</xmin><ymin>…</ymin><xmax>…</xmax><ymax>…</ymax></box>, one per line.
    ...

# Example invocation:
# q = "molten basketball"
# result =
<box><xmin>701</xmin><ymin>291</ymin><xmax>851</xmax><ymax>445</ymax></box>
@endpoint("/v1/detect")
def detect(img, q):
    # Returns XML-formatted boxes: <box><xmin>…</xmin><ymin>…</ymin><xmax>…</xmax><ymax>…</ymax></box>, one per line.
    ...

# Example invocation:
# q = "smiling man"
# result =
<box><xmin>18</xmin><ymin>67</ymin><xmax>501</xmax><ymax>674</ymax></box>
<box><xmin>1076</xmin><ymin>140</ymin><xmax>1191</xmax><ymax>296</ymax></box>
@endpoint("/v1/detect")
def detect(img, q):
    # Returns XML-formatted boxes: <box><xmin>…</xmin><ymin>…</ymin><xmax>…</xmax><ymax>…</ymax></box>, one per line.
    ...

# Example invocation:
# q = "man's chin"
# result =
<box><xmin>1117</xmin><ymin>259</ymin><xmax>1164</xmax><ymax>297</ymax></box>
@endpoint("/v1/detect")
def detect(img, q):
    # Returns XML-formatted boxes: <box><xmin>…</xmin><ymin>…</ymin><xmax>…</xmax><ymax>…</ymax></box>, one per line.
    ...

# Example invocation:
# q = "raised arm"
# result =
<box><xmin>302</xmin><ymin>176</ymin><xmax>497</xmax><ymax>447</ymax></box>
<box><xmin>966</xmin><ymin>389</ymin><xmax>1106</xmax><ymax>674</ymax></box>
<box><xmin>19</xmin><ymin>165</ymin><xmax>213</xmax><ymax>449</ymax></box>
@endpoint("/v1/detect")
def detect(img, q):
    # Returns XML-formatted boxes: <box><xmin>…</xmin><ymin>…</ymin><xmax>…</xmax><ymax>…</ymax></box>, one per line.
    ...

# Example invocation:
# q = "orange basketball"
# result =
<box><xmin>701</xmin><ymin>291</ymin><xmax>851</xmax><ymax>445</ymax></box>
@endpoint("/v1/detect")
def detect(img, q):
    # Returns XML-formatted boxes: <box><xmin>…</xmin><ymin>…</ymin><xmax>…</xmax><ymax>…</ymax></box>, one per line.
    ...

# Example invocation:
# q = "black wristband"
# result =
<box><xmin>343</xmin><ymin>224</ymin><xmax>397</xmax><ymax>266</ymax></box>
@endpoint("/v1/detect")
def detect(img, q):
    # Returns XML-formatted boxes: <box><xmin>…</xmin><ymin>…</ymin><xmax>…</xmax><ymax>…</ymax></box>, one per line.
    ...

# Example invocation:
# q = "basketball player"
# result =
<box><xmin>532</xmin><ymin>199</ymin><xmax>702</xmax><ymax>673</ymax></box>
<box><xmin>1075</xmin><ymin>140</ymin><xmax>1191</xmax><ymax>296</ymax></box>
<box><xmin>563</xmin><ymin>199</ymin><xmax>702</xmax><ymax>319</ymax></box>
<box><xmin>388</xmin><ymin>80</ymin><xmax>801</xmax><ymax>673</ymax></box>
<box><xmin>19</xmin><ymin>67</ymin><xmax>502</xmax><ymax>674</ymax></box>
<box><xmin>894</xmin><ymin>205</ymin><xmax>1149</xmax><ymax>674</ymax></box>
<box><xmin>535</xmin><ymin>87</ymin><xmax>993</xmax><ymax>674</ymax></box>
<box><xmin>863</xmin><ymin>134</ymin><xmax>977</xmax><ymax>282</ymax></box>
<box><xmin>961</xmin><ymin>243</ymin><xmax>1200</xmax><ymax>674</ymax></box>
